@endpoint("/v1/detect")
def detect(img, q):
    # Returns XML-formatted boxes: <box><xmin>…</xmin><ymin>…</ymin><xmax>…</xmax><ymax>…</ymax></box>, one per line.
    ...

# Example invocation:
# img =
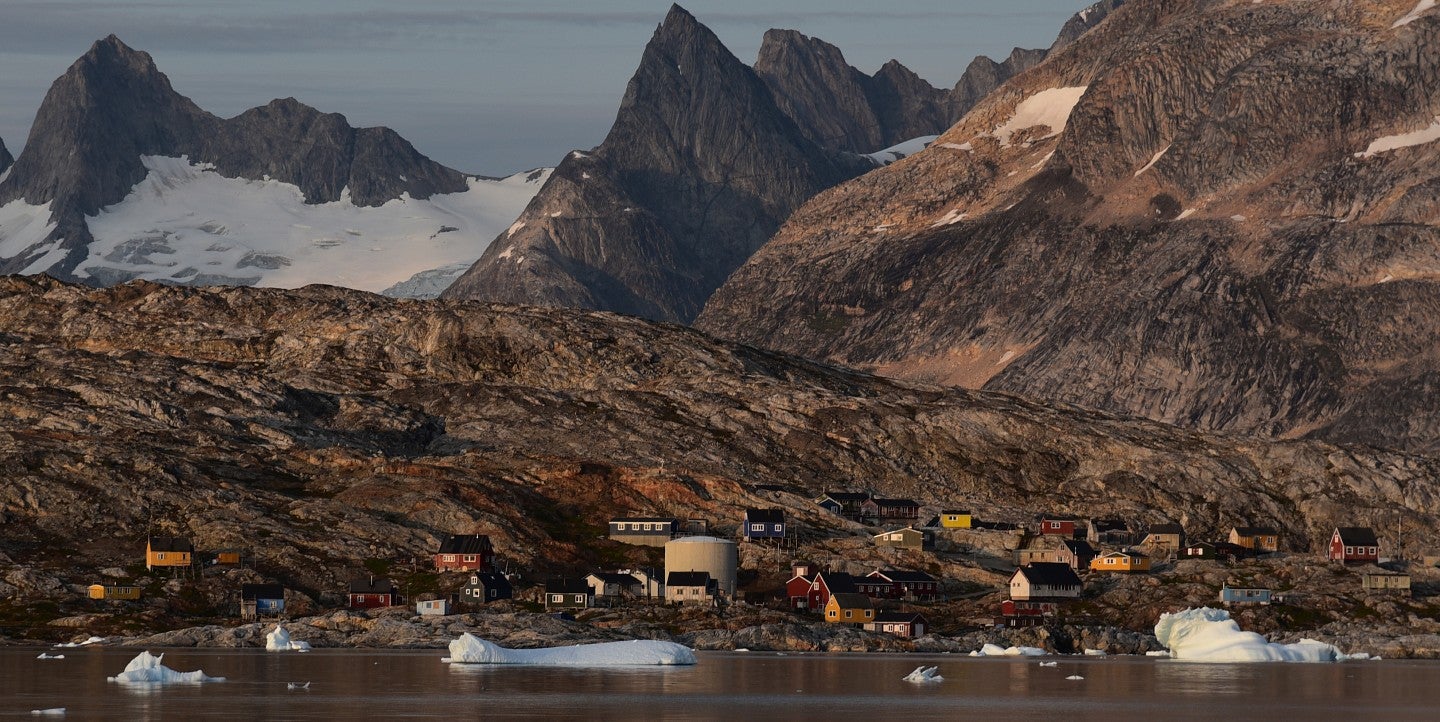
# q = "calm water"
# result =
<box><xmin>2</xmin><ymin>647</ymin><xmax>1437</xmax><ymax>720</ymax></box>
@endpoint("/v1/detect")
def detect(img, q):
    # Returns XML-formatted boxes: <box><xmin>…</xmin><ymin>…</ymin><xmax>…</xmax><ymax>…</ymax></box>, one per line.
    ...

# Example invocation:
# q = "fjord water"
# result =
<box><xmin>4</xmin><ymin>648</ymin><xmax>1437</xmax><ymax>720</ymax></box>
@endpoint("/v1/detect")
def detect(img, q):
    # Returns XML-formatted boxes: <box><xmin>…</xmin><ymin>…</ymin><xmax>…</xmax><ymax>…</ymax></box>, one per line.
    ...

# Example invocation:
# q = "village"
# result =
<box><xmin>68</xmin><ymin>487</ymin><xmax>1440</xmax><ymax>653</ymax></box>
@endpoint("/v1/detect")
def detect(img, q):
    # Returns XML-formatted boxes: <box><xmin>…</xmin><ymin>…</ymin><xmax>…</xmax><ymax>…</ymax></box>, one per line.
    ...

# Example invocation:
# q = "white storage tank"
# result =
<box><xmin>664</xmin><ymin>536</ymin><xmax>738</xmax><ymax>597</ymax></box>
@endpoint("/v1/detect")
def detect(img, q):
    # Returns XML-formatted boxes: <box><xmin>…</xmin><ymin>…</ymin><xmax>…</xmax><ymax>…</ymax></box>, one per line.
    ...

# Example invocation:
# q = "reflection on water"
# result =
<box><xmin>2</xmin><ymin>648</ymin><xmax>1438</xmax><ymax>720</ymax></box>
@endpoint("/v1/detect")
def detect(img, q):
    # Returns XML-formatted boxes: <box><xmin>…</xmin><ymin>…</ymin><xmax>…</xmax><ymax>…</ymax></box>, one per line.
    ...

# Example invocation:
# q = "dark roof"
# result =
<box><xmin>745</xmin><ymin>508</ymin><xmax>785</xmax><ymax>524</ymax></box>
<box><xmin>1148</xmin><ymin>523</ymin><xmax>1185</xmax><ymax>535</ymax></box>
<box><xmin>871</xmin><ymin>498</ymin><xmax>920</xmax><ymax>508</ymax></box>
<box><xmin>148</xmin><ymin>536</ymin><xmax>192</xmax><ymax>553</ymax></box>
<box><xmin>437</xmin><ymin>534</ymin><xmax>493</xmax><ymax>555</ymax></box>
<box><xmin>1015</xmin><ymin>562</ymin><xmax>1083</xmax><ymax>587</ymax></box>
<box><xmin>873</xmin><ymin>611</ymin><xmax>927</xmax><ymax>624</ymax></box>
<box><xmin>240</xmin><ymin>583</ymin><xmax>284</xmax><ymax>601</ymax></box>
<box><xmin>820</xmin><ymin>492</ymin><xmax>870</xmax><ymax>502</ymax></box>
<box><xmin>829</xmin><ymin>592</ymin><xmax>873</xmax><ymax>609</ymax></box>
<box><xmin>349</xmin><ymin>577</ymin><xmax>394</xmax><ymax>595</ymax></box>
<box><xmin>940</xmin><ymin>509</ymin><xmax>971</xmax><ymax>516</ymax></box>
<box><xmin>610</xmin><ymin>517</ymin><xmax>678</xmax><ymax>524</ymax></box>
<box><xmin>1089</xmin><ymin>519</ymin><xmax>1128</xmax><ymax>532</ymax></box>
<box><xmin>1108</xmin><ymin>550</ymin><xmax>1149</xmax><ymax>559</ymax></box>
<box><xmin>1233</xmin><ymin>526</ymin><xmax>1279</xmax><ymax>536</ymax></box>
<box><xmin>666</xmin><ymin>571</ymin><xmax>713</xmax><ymax>587</ymax></box>
<box><xmin>1336</xmin><ymin>527</ymin><xmax>1379</xmax><ymax>546</ymax></box>
<box><xmin>871</xmin><ymin>569</ymin><xmax>937</xmax><ymax>583</ymax></box>
<box><xmin>467</xmin><ymin>572</ymin><xmax>511</xmax><ymax>588</ymax></box>
<box><xmin>589</xmin><ymin>572</ymin><xmax>641</xmax><ymax>585</ymax></box>
<box><xmin>545</xmin><ymin>578</ymin><xmax>591</xmax><ymax>595</ymax></box>
<box><xmin>817</xmin><ymin>571</ymin><xmax>858</xmax><ymax>594</ymax></box>
<box><xmin>1062</xmin><ymin>539</ymin><xmax>1096</xmax><ymax>555</ymax></box>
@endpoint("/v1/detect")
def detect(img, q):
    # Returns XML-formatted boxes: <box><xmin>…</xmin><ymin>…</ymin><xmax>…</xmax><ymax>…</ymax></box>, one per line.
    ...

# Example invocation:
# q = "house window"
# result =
<box><xmin>1369</xmin><ymin>547</ymin><xmax>1377</xmax><ymax>554</ymax></box>
<box><xmin>157</xmin><ymin>553</ymin><xmax>166</xmax><ymax>560</ymax></box>
<box><xmin>642</xmin><ymin>523</ymin><xmax>652</xmax><ymax>531</ymax></box>
<box><xmin>443</xmin><ymin>554</ymin><xmax>457</xmax><ymax>562</ymax></box>
<box><xmin>773</xmin><ymin>524</ymin><xmax>783</xmax><ymax>532</ymax></box>
<box><xmin>550</xmin><ymin>594</ymin><xmax>563</xmax><ymax>603</ymax></box>
<box><xmin>463</xmin><ymin>555</ymin><xmax>477</xmax><ymax>562</ymax></box>
<box><xmin>751</xmin><ymin>523</ymin><xmax>765</xmax><ymax>531</ymax></box>
<box><xmin>490</xmin><ymin>590</ymin><xmax>498</xmax><ymax>598</ymax></box>
<box><xmin>1049</xmin><ymin>522</ymin><xmax>1060</xmax><ymax>529</ymax></box>
<box><xmin>1345</xmin><ymin>546</ymin><xmax>1353</xmax><ymax>555</ymax></box>
<box><xmin>1106</xmin><ymin>558</ymin><xmax>1115</xmax><ymax>565</ymax></box>
<box><xmin>845</xmin><ymin>610</ymin><xmax>852</xmax><ymax>619</ymax></box>
<box><xmin>356</xmin><ymin>595</ymin><xmax>366</xmax><ymax>603</ymax></box>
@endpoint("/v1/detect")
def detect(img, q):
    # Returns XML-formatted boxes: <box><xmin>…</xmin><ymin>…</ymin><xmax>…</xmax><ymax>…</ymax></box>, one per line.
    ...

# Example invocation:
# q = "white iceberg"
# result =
<box><xmin>902</xmin><ymin>665</ymin><xmax>943</xmax><ymax>683</ymax></box>
<box><xmin>53</xmin><ymin>636</ymin><xmax>104</xmax><ymax>648</ymax></box>
<box><xmin>1145</xmin><ymin>650</ymin><xmax>1171</xmax><ymax>658</ymax></box>
<box><xmin>36</xmin><ymin>653</ymin><xmax>64</xmax><ymax>660</ymax></box>
<box><xmin>1155</xmin><ymin>608</ymin><xmax>1356</xmax><ymax>662</ymax></box>
<box><xmin>1038</xmin><ymin>661</ymin><xmax>1058</xmax><ymax>667</ymax></box>
<box><xmin>1066</xmin><ymin>674</ymin><xmax>1085</xmax><ymax>680</ymax></box>
<box><xmin>107</xmin><ymin>651</ymin><xmax>225</xmax><ymax>684</ymax></box>
<box><xmin>445</xmin><ymin>633</ymin><xmax>696</xmax><ymax>666</ymax></box>
<box><xmin>1083</xmin><ymin>648</ymin><xmax>1107</xmax><ymax>657</ymax></box>
<box><xmin>265</xmin><ymin>624</ymin><xmax>312</xmax><ymax>652</ymax></box>
<box><xmin>30</xmin><ymin>709</ymin><xmax>65</xmax><ymax>716</ymax></box>
<box><xmin>969</xmin><ymin>643</ymin><xmax>1048</xmax><ymax>657</ymax></box>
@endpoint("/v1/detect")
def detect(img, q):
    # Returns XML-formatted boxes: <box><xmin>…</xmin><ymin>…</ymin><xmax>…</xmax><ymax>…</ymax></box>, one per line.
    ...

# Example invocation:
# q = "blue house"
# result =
<box><xmin>1219</xmin><ymin>584</ymin><xmax>1272</xmax><ymax>606</ymax></box>
<box><xmin>743</xmin><ymin>508</ymin><xmax>786</xmax><ymax>541</ymax></box>
<box><xmin>240</xmin><ymin>583</ymin><xmax>285</xmax><ymax>619</ymax></box>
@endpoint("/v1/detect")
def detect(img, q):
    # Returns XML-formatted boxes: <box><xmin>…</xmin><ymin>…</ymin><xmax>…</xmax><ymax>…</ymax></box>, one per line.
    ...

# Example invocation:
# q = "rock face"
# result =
<box><xmin>0</xmin><ymin>35</ymin><xmax>470</xmax><ymax>280</ymax></box>
<box><xmin>3</xmin><ymin>278</ymin><xmax>1440</xmax><ymax>599</ymax></box>
<box><xmin>0</xmin><ymin>137</ymin><xmax>12</xmax><ymax>177</ymax></box>
<box><xmin>699</xmin><ymin>0</ymin><xmax>1440</xmax><ymax>453</ymax></box>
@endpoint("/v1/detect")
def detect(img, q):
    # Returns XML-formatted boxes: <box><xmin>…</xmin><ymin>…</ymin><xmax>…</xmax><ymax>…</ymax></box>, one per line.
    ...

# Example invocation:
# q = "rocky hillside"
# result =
<box><xmin>441</xmin><ymin>3</ymin><xmax>1120</xmax><ymax>323</ymax></box>
<box><xmin>699</xmin><ymin>0</ymin><xmax>1440</xmax><ymax>454</ymax></box>
<box><xmin>3</xmin><ymin>277</ymin><xmax>1439</xmax><ymax>607</ymax></box>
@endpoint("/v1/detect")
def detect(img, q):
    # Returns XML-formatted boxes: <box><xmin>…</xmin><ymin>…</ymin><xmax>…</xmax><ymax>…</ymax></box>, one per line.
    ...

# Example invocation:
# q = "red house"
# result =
<box><xmin>862</xmin><ymin>498</ymin><xmax>921</xmax><ymax>521</ymax></box>
<box><xmin>1040</xmin><ymin>517</ymin><xmax>1077</xmax><ymax>537</ymax></box>
<box><xmin>1329</xmin><ymin>527</ymin><xmax>1379</xmax><ymax>563</ymax></box>
<box><xmin>786</xmin><ymin>570</ymin><xmax>816</xmax><ymax>610</ymax></box>
<box><xmin>805</xmin><ymin>571</ymin><xmax>859</xmax><ymax>611</ymax></box>
<box><xmin>349</xmin><ymin>577</ymin><xmax>397</xmax><ymax>608</ymax></box>
<box><xmin>1001</xmin><ymin>599</ymin><xmax>1060</xmax><ymax>627</ymax></box>
<box><xmin>434</xmin><ymin>534</ymin><xmax>494</xmax><ymax>572</ymax></box>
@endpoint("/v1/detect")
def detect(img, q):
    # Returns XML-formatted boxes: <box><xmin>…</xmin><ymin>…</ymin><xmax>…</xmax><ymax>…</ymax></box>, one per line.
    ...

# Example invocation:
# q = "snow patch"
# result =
<box><xmin>970</xmin><ymin>644</ymin><xmax>1048</xmax><ymax>657</ymax></box>
<box><xmin>931</xmin><ymin>208</ymin><xmax>968</xmax><ymax>227</ymax></box>
<box><xmin>0</xmin><ymin>199</ymin><xmax>60</xmax><ymax>269</ymax></box>
<box><xmin>938</xmin><ymin>142</ymin><xmax>972</xmax><ymax>152</ymax></box>
<box><xmin>265</xmin><ymin>624</ymin><xmax>311</xmax><ymax>652</ymax></box>
<box><xmin>1176</xmin><ymin>208</ymin><xmax>1197</xmax><ymax>220</ymax></box>
<box><xmin>1230</xmin><ymin>215</ymin><xmax>1247</xmax><ymax>221</ymax></box>
<box><xmin>990</xmin><ymin>87</ymin><xmax>1088</xmax><ymax>147</ymax></box>
<box><xmin>1357</xmin><ymin>116</ymin><xmax>1440</xmax><ymax>158</ymax></box>
<box><xmin>903</xmin><ymin>665</ymin><xmax>943</xmax><ymax>683</ymax></box>
<box><xmin>1393</xmin><ymin>0</ymin><xmax>1436</xmax><ymax>27</ymax></box>
<box><xmin>107</xmin><ymin>651</ymin><xmax>224</xmax><ymax>684</ymax></box>
<box><xmin>1032</xmin><ymin>151</ymin><xmax>1056</xmax><ymax>169</ymax></box>
<box><xmin>506</xmin><ymin>220</ymin><xmax>526</xmax><ymax>238</ymax></box>
<box><xmin>1134</xmin><ymin>145</ymin><xmax>1170</xmax><ymax>177</ymax></box>
<box><xmin>445</xmin><ymin>633</ymin><xmax>696</xmax><ymax>666</ymax></box>
<box><xmin>1155</xmin><ymin>608</ymin><xmax>1356</xmax><ymax>662</ymax></box>
<box><xmin>865</xmin><ymin>135</ymin><xmax>938</xmax><ymax>165</ymax></box>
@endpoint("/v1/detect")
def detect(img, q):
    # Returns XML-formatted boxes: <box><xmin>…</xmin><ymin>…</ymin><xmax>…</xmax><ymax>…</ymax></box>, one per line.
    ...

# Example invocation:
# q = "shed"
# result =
<box><xmin>241</xmin><ymin>583</ymin><xmax>286</xmax><ymax>619</ymax></box>
<box><xmin>665</xmin><ymin>571</ymin><xmax>717</xmax><ymax>605</ymax></box>
<box><xmin>434</xmin><ymin>534</ymin><xmax>494</xmax><ymax>572</ymax></box>
<box><xmin>865</xmin><ymin>611</ymin><xmax>929</xmax><ymax>638</ymax></box>
<box><xmin>545</xmin><ymin>579</ymin><xmax>593</xmax><ymax>611</ymax></box>
<box><xmin>416</xmin><ymin>599</ymin><xmax>451</xmax><ymax>616</ymax></box>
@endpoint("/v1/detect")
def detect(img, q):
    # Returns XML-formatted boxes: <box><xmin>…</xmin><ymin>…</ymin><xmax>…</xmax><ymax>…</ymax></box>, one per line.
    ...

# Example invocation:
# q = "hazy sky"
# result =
<box><xmin>0</xmin><ymin>0</ymin><xmax>1088</xmax><ymax>175</ymax></box>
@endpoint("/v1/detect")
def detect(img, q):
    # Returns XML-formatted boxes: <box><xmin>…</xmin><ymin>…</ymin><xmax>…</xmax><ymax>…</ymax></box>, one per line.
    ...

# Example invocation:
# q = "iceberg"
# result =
<box><xmin>969</xmin><ymin>643</ymin><xmax>1048</xmax><ymax>657</ymax></box>
<box><xmin>265</xmin><ymin>624</ymin><xmax>312</xmax><ymax>652</ymax></box>
<box><xmin>30</xmin><ymin>709</ymin><xmax>65</xmax><ymax>716</ymax></box>
<box><xmin>902</xmin><ymin>665</ymin><xmax>943</xmax><ymax>683</ymax></box>
<box><xmin>1155</xmin><ymin>608</ymin><xmax>1350</xmax><ymax>662</ymax></box>
<box><xmin>107</xmin><ymin>651</ymin><xmax>225</xmax><ymax>684</ymax></box>
<box><xmin>445</xmin><ymin>633</ymin><xmax>695</xmax><ymax>666</ymax></box>
<box><xmin>53</xmin><ymin>636</ymin><xmax>104</xmax><ymax>648</ymax></box>
<box><xmin>36</xmin><ymin>653</ymin><xmax>64</xmax><ymax>660</ymax></box>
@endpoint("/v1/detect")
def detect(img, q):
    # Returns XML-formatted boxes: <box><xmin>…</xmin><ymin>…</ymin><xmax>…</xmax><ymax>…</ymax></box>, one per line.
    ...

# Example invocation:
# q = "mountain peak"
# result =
<box><xmin>78</xmin><ymin>34</ymin><xmax>161</xmax><ymax>78</ymax></box>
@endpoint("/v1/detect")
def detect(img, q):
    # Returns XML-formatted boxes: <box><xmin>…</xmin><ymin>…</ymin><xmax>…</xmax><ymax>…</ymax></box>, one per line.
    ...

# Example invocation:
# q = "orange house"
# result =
<box><xmin>1229</xmin><ymin>527</ymin><xmax>1280</xmax><ymax>554</ymax></box>
<box><xmin>146</xmin><ymin>537</ymin><xmax>193</xmax><ymax>570</ymax></box>
<box><xmin>1089</xmin><ymin>550</ymin><xmax>1151</xmax><ymax>573</ymax></box>
<box><xmin>824</xmin><ymin>593</ymin><xmax>875</xmax><ymax>625</ymax></box>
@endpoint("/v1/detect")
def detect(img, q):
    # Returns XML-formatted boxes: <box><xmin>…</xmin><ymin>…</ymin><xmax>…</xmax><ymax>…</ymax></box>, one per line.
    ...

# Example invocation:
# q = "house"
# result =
<box><xmin>862</xmin><ymin>498</ymin><xmax>922</xmax><ymax>522</ymax></box>
<box><xmin>1016</xmin><ymin>537</ymin><xmax>1094</xmax><ymax>571</ymax></box>
<box><xmin>867</xmin><ymin>569</ymin><xmax>941</xmax><ymax>600</ymax></box>
<box><xmin>146</xmin><ymin>537</ymin><xmax>193</xmax><ymax>570</ymax></box>
<box><xmin>873</xmin><ymin>526</ymin><xmax>933</xmax><ymax>550</ymax></box>
<box><xmin>805</xmin><ymin>570</ymin><xmax>859</xmax><ymax>610</ymax></box>
<box><xmin>824</xmin><ymin>593</ymin><xmax>875</xmax><ymax>626</ymax></box>
<box><xmin>1090</xmin><ymin>550</ymin><xmax>1151</xmax><ymax>573</ymax></box>
<box><xmin>1219</xmin><ymin>585</ymin><xmax>1272</xmax><ymax>606</ymax></box>
<box><xmin>786</xmin><ymin>569</ymin><xmax>816</xmax><ymax>610</ymax></box>
<box><xmin>618</xmin><ymin>568</ymin><xmax>665</xmax><ymax>599</ymax></box>
<box><xmin>1362</xmin><ymin>572</ymin><xmax>1411</xmax><ymax>596</ymax></box>
<box><xmin>545</xmin><ymin>579</ymin><xmax>593</xmax><ymax>611</ymax></box>
<box><xmin>433</xmin><ymin>534</ymin><xmax>494</xmax><ymax>573</ymax></box>
<box><xmin>1087</xmin><ymin>519</ymin><xmax>1131</xmax><ymax>545</ymax></box>
<box><xmin>1181</xmin><ymin>541</ymin><xmax>1248</xmax><ymax>561</ymax></box>
<box><xmin>865</xmin><ymin>611</ymin><xmax>929</xmax><ymax>638</ymax></box>
<box><xmin>1009</xmin><ymin>563</ymin><xmax>1083</xmax><ymax>600</ymax></box>
<box><xmin>608</xmin><ymin>517</ymin><xmax>680</xmax><ymax>547</ymax></box>
<box><xmin>215</xmin><ymin>550</ymin><xmax>242</xmax><ymax>565</ymax></box>
<box><xmin>815</xmin><ymin>491</ymin><xmax>869</xmax><ymax>518</ymax></box>
<box><xmin>665</xmin><ymin>571</ymin><xmax>717</xmax><ymax>605</ymax></box>
<box><xmin>88</xmin><ymin>584</ymin><xmax>141</xmax><ymax>601</ymax></box>
<box><xmin>240</xmin><ymin>583</ymin><xmax>285</xmax><ymax>619</ymax></box>
<box><xmin>416</xmin><ymin>599</ymin><xmax>451</xmax><ymax>616</ymax></box>
<box><xmin>348</xmin><ymin>577</ymin><xmax>397</xmax><ymax>609</ymax></box>
<box><xmin>1039</xmin><ymin>517</ymin><xmax>1077</xmax><ymax>537</ymax></box>
<box><xmin>586</xmin><ymin>572</ymin><xmax>642</xmax><ymax>604</ymax></box>
<box><xmin>1142</xmin><ymin>523</ymin><xmax>1185</xmax><ymax>551</ymax></box>
<box><xmin>1229</xmin><ymin>526</ymin><xmax>1280</xmax><ymax>554</ymax></box>
<box><xmin>1001</xmin><ymin>599</ymin><xmax>1061</xmax><ymax>627</ymax></box>
<box><xmin>1329</xmin><ymin>527</ymin><xmax>1379</xmax><ymax>564</ymax></box>
<box><xmin>742</xmin><ymin>508</ymin><xmax>786</xmax><ymax>541</ymax></box>
<box><xmin>939</xmin><ymin>510</ymin><xmax>972</xmax><ymax>529</ymax></box>
<box><xmin>460</xmin><ymin>572</ymin><xmax>512</xmax><ymax>605</ymax></box>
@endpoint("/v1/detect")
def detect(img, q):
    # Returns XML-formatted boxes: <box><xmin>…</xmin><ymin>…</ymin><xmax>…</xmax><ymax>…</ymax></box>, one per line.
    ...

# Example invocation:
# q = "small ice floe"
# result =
<box><xmin>30</xmin><ymin>709</ymin><xmax>65</xmax><ymax>716</ymax></box>
<box><xmin>287</xmin><ymin>681</ymin><xmax>311</xmax><ymax>690</ymax></box>
<box><xmin>969</xmin><ymin>644</ymin><xmax>1048</xmax><ymax>657</ymax></box>
<box><xmin>903</xmin><ymin>665</ymin><xmax>943</xmax><ymax>683</ymax></box>
<box><xmin>265</xmin><ymin>624</ymin><xmax>312</xmax><ymax>652</ymax></box>
<box><xmin>1155</xmin><ymin>608</ymin><xmax>1364</xmax><ymax>662</ymax></box>
<box><xmin>107</xmin><ymin>651</ymin><xmax>225</xmax><ymax>685</ymax></box>
<box><xmin>53</xmin><ymin>636</ymin><xmax>104</xmax><ymax>648</ymax></box>
<box><xmin>1145</xmin><ymin>651</ymin><xmax>1172</xmax><ymax>658</ymax></box>
<box><xmin>1038</xmin><ymin>661</ymin><xmax>1058</xmax><ymax>667</ymax></box>
<box><xmin>36</xmin><ymin>653</ymin><xmax>65</xmax><ymax>660</ymax></box>
<box><xmin>1083</xmin><ymin>648</ymin><xmax>1107</xmax><ymax>657</ymax></box>
<box><xmin>1066</xmin><ymin>675</ymin><xmax>1085</xmax><ymax>680</ymax></box>
<box><xmin>445</xmin><ymin>633</ymin><xmax>696</xmax><ymax>666</ymax></box>
<box><xmin>734</xmin><ymin>648</ymin><xmax>750</xmax><ymax>652</ymax></box>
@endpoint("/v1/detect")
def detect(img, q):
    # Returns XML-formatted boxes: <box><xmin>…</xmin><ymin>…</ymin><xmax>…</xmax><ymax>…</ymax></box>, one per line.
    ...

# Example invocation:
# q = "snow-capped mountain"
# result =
<box><xmin>0</xmin><ymin>36</ymin><xmax>546</xmax><ymax>294</ymax></box>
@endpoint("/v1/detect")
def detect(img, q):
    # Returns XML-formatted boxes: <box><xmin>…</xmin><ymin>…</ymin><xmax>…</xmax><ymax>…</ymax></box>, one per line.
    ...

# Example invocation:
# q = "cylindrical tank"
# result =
<box><xmin>664</xmin><ymin>536</ymin><xmax>738</xmax><ymax>597</ymax></box>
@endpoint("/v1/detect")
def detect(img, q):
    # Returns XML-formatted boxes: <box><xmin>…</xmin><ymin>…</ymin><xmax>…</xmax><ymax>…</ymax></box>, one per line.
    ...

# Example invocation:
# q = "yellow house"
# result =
<box><xmin>824</xmin><ymin>593</ymin><xmax>875</xmax><ymax>625</ymax></box>
<box><xmin>88</xmin><ymin>584</ymin><xmax>141</xmax><ymax>600</ymax></box>
<box><xmin>146</xmin><ymin>537</ymin><xmax>194</xmax><ymax>570</ymax></box>
<box><xmin>940</xmin><ymin>510</ymin><xmax>972</xmax><ymax>529</ymax></box>
<box><xmin>215</xmin><ymin>550</ymin><xmax>242</xmax><ymax>565</ymax></box>
<box><xmin>1229</xmin><ymin>527</ymin><xmax>1279</xmax><ymax>553</ymax></box>
<box><xmin>1089</xmin><ymin>550</ymin><xmax>1151</xmax><ymax>573</ymax></box>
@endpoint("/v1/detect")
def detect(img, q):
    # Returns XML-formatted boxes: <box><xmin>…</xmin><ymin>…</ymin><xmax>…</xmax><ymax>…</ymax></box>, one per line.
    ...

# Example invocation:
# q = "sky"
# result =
<box><xmin>0</xmin><ymin>0</ymin><xmax>1090</xmax><ymax>176</ymax></box>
